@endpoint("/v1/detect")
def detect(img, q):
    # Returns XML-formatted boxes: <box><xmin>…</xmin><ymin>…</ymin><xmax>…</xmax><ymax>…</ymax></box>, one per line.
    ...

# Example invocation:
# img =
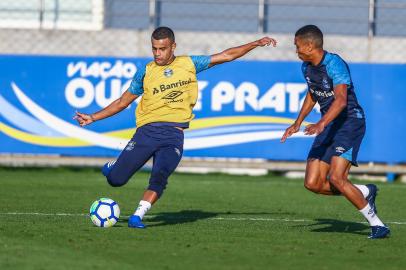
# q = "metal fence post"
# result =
<box><xmin>39</xmin><ymin>0</ymin><xmax>45</xmax><ymax>29</ymax></box>
<box><xmin>149</xmin><ymin>0</ymin><xmax>161</xmax><ymax>30</ymax></box>
<box><xmin>367</xmin><ymin>0</ymin><xmax>377</xmax><ymax>61</ymax></box>
<box><xmin>368</xmin><ymin>0</ymin><xmax>377</xmax><ymax>38</ymax></box>
<box><xmin>258</xmin><ymin>0</ymin><xmax>265</xmax><ymax>33</ymax></box>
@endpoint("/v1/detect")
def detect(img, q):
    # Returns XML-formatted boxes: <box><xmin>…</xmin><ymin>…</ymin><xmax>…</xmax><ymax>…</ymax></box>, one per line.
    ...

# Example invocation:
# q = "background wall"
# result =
<box><xmin>0</xmin><ymin>0</ymin><xmax>405</xmax><ymax>62</ymax></box>
<box><xmin>1</xmin><ymin>0</ymin><xmax>405</xmax><ymax>167</ymax></box>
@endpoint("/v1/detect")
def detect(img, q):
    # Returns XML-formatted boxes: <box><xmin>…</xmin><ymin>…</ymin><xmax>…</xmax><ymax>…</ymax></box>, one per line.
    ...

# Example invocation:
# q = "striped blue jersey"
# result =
<box><xmin>302</xmin><ymin>51</ymin><xmax>364</xmax><ymax>119</ymax></box>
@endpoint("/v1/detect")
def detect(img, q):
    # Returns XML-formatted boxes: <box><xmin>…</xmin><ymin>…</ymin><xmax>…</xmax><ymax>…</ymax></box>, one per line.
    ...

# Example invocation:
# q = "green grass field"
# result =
<box><xmin>0</xmin><ymin>167</ymin><xmax>405</xmax><ymax>270</ymax></box>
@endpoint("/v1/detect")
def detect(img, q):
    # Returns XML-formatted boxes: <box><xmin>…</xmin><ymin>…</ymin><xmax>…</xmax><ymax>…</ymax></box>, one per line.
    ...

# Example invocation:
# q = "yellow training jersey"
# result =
<box><xmin>131</xmin><ymin>56</ymin><xmax>203</xmax><ymax>128</ymax></box>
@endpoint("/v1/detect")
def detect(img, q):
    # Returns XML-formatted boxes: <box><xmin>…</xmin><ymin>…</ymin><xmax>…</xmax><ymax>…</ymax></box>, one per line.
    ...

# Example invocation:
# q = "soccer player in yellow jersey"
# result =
<box><xmin>74</xmin><ymin>26</ymin><xmax>277</xmax><ymax>228</ymax></box>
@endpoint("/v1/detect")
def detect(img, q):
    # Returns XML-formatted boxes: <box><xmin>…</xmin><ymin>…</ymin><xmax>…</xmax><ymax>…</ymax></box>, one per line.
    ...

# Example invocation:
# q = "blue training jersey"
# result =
<box><xmin>302</xmin><ymin>51</ymin><xmax>364</xmax><ymax>119</ymax></box>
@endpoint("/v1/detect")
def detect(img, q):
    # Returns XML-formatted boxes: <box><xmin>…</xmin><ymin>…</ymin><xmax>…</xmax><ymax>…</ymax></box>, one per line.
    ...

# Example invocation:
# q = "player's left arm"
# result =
<box><xmin>305</xmin><ymin>56</ymin><xmax>351</xmax><ymax>136</ymax></box>
<box><xmin>304</xmin><ymin>84</ymin><xmax>347</xmax><ymax>135</ymax></box>
<box><xmin>208</xmin><ymin>37</ymin><xmax>277</xmax><ymax>67</ymax></box>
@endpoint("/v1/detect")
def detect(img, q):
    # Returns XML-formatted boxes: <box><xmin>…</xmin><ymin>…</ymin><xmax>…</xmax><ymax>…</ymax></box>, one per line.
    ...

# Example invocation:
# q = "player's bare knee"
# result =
<box><xmin>329</xmin><ymin>174</ymin><xmax>345</xmax><ymax>190</ymax></box>
<box><xmin>304</xmin><ymin>175</ymin><xmax>320</xmax><ymax>193</ymax></box>
<box><xmin>304</xmin><ymin>178</ymin><xmax>321</xmax><ymax>193</ymax></box>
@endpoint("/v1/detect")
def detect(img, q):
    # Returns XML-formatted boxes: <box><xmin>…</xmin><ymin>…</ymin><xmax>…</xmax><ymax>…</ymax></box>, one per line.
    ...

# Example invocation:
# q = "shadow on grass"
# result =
<box><xmin>306</xmin><ymin>218</ymin><xmax>369</xmax><ymax>236</ymax></box>
<box><xmin>119</xmin><ymin>210</ymin><xmax>293</xmax><ymax>227</ymax></box>
<box><xmin>119</xmin><ymin>210</ymin><xmax>217</xmax><ymax>227</ymax></box>
<box><xmin>148</xmin><ymin>210</ymin><xmax>219</xmax><ymax>227</ymax></box>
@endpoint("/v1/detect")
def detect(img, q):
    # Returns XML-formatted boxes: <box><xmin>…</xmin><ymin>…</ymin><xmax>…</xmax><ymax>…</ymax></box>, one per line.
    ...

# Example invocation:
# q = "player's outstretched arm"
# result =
<box><xmin>209</xmin><ymin>37</ymin><xmax>277</xmax><ymax>67</ymax></box>
<box><xmin>281</xmin><ymin>91</ymin><xmax>316</xmax><ymax>143</ymax></box>
<box><xmin>74</xmin><ymin>90</ymin><xmax>138</xmax><ymax>127</ymax></box>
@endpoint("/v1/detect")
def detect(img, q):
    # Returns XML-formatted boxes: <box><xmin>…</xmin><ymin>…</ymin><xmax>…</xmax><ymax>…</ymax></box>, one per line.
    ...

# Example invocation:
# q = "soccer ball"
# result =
<box><xmin>89</xmin><ymin>198</ymin><xmax>120</xmax><ymax>228</ymax></box>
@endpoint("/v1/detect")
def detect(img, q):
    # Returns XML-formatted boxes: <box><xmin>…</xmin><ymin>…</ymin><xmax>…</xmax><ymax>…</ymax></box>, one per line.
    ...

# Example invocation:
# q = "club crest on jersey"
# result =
<box><xmin>322</xmin><ymin>77</ymin><xmax>330</xmax><ymax>89</ymax></box>
<box><xmin>164</xmin><ymin>68</ymin><xmax>173</xmax><ymax>77</ymax></box>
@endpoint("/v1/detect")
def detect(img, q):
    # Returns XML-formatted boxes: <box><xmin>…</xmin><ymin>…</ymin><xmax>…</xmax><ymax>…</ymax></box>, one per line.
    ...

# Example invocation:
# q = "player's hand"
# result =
<box><xmin>280</xmin><ymin>123</ymin><xmax>300</xmax><ymax>143</ymax></box>
<box><xmin>304</xmin><ymin>122</ymin><xmax>325</xmax><ymax>136</ymax></box>
<box><xmin>256</xmin><ymin>37</ymin><xmax>277</xmax><ymax>47</ymax></box>
<box><xmin>73</xmin><ymin>111</ymin><xmax>94</xmax><ymax>127</ymax></box>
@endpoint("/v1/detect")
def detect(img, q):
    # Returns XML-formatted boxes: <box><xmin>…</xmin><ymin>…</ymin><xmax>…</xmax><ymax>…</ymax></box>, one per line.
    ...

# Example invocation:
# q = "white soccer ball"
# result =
<box><xmin>89</xmin><ymin>198</ymin><xmax>120</xmax><ymax>228</ymax></box>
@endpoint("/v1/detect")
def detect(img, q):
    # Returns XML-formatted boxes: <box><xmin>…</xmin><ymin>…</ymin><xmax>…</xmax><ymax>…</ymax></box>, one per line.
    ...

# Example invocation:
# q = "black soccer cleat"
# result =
<box><xmin>368</xmin><ymin>225</ymin><xmax>390</xmax><ymax>239</ymax></box>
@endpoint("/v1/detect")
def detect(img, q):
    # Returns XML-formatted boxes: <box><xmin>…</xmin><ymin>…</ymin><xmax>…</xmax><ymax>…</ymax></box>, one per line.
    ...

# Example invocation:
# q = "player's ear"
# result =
<box><xmin>306</xmin><ymin>40</ymin><xmax>314</xmax><ymax>53</ymax></box>
<box><xmin>171</xmin><ymin>42</ymin><xmax>176</xmax><ymax>52</ymax></box>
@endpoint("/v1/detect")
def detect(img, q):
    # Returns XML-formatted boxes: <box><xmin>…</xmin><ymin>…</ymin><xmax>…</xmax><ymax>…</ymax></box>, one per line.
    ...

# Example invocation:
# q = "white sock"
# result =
<box><xmin>354</xmin><ymin>184</ymin><xmax>369</xmax><ymax>198</ymax></box>
<box><xmin>134</xmin><ymin>200</ymin><xmax>151</xmax><ymax>220</ymax></box>
<box><xmin>359</xmin><ymin>203</ymin><xmax>384</xmax><ymax>227</ymax></box>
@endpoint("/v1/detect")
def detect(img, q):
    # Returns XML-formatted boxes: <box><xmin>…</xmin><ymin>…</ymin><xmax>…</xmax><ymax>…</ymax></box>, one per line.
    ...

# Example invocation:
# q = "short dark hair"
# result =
<box><xmin>151</xmin><ymin>26</ymin><xmax>175</xmax><ymax>42</ymax></box>
<box><xmin>295</xmin><ymin>25</ymin><xmax>323</xmax><ymax>48</ymax></box>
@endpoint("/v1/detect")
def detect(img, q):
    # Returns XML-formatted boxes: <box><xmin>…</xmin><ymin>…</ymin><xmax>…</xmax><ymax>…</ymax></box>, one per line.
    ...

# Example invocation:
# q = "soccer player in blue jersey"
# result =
<box><xmin>75</xmin><ymin>27</ymin><xmax>277</xmax><ymax>228</ymax></box>
<box><xmin>281</xmin><ymin>25</ymin><xmax>389</xmax><ymax>239</ymax></box>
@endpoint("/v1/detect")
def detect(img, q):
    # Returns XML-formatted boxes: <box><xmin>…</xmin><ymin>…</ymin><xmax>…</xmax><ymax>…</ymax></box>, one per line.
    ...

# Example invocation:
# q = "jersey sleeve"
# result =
<box><xmin>190</xmin><ymin>55</ymin><xmax>211</xmax><ymax>74</ymax></box>
<box><xmin>301</xmin><ymin>62</ymin><xmax>308</xmax><ymax>77</ymax></box>
<box><xmin>326</xmin><ymin>55</ymin><xmax>351</xmax><ymax>87</ymax></box>
<box><xmin>128</xmin><ymin>65</ymin><xmax>146</xmax><ymax>96</ymax></box>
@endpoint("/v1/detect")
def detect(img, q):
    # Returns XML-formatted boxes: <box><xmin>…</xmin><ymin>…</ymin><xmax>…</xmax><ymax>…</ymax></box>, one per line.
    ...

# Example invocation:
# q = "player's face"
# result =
<box><xmin>294</xmin><ymin>37</ymin><xmax>312</xmax><ymax>61</ymax></box>
<box><xmin>151</xmin><ymin>38</ymin><xmax>176</xmax><ymax>66</ymax></box>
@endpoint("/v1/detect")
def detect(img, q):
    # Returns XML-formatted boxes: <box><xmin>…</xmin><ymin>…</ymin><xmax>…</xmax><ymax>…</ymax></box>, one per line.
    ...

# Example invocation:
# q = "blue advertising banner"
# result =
<box><xmin>0</xmin><ymin>55</ymin><xmax>405</xmax><ymax>163</ymax></box>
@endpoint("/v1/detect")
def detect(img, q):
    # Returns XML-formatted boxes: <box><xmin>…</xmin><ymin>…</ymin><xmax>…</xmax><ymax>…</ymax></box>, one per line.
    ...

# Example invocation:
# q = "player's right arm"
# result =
<box><xmin>74</xmin><ymin>91</ymin><xmax>139</xmax><ymax>127</ymax></box>
<box><xmin>74</xmin><ymin>65</ymin><xmax>146</xmax><ymax>127</ymax></box>
<box><xmin>280</xmin><ymin>91</ymin><xmax>316</xmax><ymax>143</ymax></box>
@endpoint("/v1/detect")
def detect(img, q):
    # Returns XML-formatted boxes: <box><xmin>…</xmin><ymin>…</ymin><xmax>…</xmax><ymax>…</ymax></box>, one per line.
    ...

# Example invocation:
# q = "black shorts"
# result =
<box><xmin>307</xmin><ymin>117</ymin><xmax>366</xmax><ymax>166</ymax></box>
<box><xmin>109</xmin><ymin>124</ymin><xmax>184</xmax><ymax>186</ymax></box>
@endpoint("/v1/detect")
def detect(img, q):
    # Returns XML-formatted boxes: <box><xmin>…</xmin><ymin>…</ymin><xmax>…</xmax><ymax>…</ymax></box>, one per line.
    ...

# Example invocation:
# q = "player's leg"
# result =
<box><xmin>328</xmin><ymin>117</ymin><xmax>389</xmax><ymax>238</ymax></box>
<box><xmin>128</xmin><ymin>145</ymin><xmax>183</xmax><ymax>228</ymax></box>
<box><xmin>304</xmin><ymin>123</ymin><xmax>343</xmax><ymax>195</ymax></box>
<box><xmin>328</xmin><ymin>156</ymin><xmax>389</xmax><ymax>238</ymax></box>
<box><xmin>348</xmin><ymin>162</ymin><xmax>379</xmax><ymax>213</ymax></box>
<box><xmin>329</xmin><ymin>157</ymin><xmax>366</xmax><ymax>208</ymax></box>
<box><xmin>305</xmin><ymin>159</ymin><xmax>374</xmax><ymax>198</ymax></box>
<box><xmin>304</xmin><ymin>158</ymin><xmax>338</xmax><ymax>195</ymax></box>
<box><xmin>103</xmin><ymin>128</ymin><xmax>155</xmax><ymax>187</ymax></box>
<box><xmin>129</xmin><ymin>127</ymin><xmax>184</xmax><ymax>228</ymax></box>
<box><xmin>305</xmin><ymin>119</ymin><xmax>377</xmax><ymax>200</ymax></box>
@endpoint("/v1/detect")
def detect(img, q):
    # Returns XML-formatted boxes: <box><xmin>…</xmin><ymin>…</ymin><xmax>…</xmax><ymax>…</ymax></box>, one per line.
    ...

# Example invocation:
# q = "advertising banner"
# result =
<box><xmin>0</xmin><ymin>55</ymin><xmax>405</xmax><ymax>163</ymax></box>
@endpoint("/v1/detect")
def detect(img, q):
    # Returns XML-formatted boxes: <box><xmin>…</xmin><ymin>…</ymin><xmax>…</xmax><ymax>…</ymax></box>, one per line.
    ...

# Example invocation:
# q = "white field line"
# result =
<box><xmin>1</xmin><ymin>212</ymin><xmax>406</xmax><ymax>225</ymax></box>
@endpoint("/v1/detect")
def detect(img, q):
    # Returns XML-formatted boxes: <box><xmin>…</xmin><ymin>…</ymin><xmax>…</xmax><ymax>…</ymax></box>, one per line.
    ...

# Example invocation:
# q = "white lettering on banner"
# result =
<box><xmin>208</xmin><ymin>81</ymin><xmax>308</xmax><ymax>113</ymax></box>
<box><xmin>65</xmin><ymin>61</ymin><xmax>314</xmax><ymax>114</ymax></box>
<box><xmin>258</xmin><ymin>83</ymin><xmax>285</xmax><ymax>112</ymax></box>
<box><xmin>66</xmin><ymin>78</ymin><xmax>131</xmax><ymax>108</ymax></box>
<box><xmin>286</xmin><ymin>83</ymin><xmax>307</xmax><ymax>112</ymax></box>
<box><xmin>66</xmin><ymin>61</ymin><xmax>136</xmax><ymax>108</ymax></box>
<box><xmin>235</xmin><ymin>82</ymin><xmax>259</xmax><ymax>111</ymax></box>
<box><xmin>211</xmin><ymin>82</ymin><xmax>236</xmax><ymax>111</ymax></box>
<box><xmin>194</xmin><ymin>81</ymin><xmax>209</xmax><ymax>111</ymax></box>
<box><xmin>95</xmin><ymin>79</ymin><xmax>131</xmax><ymax>108</ymax></box>
<box><xmin>67</xmin><ymin>61</ymin><xmax>136</xmax><ymax>79</ymax></box>
<box><xmin>65</xmin><ymin>78</ymin><xmax>94</xmax><ymax>108</ymax></box>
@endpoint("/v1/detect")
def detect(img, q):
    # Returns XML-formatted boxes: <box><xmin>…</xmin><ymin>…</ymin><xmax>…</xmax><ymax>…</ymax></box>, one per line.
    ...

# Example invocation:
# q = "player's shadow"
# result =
<box><xmin>119</xmin><ymin>210</ymin><xmax>296</xmax><ymax>227</ymax></box>
<box><xmin>145</xmin><ymin>210</ymin><xmax>218</xmax><ymax>227</ymax></box>
<box><xmin>145</xmin><ymin>210</ymin><xmax>295</xmax><ymax>227</ymax></box>
<box><xmin>218</xmin><ymin>211</ymin><xmax>295</xmax><ymax>216</ymax></box>
<box><xmin>304</xmin><ymin>218</ymin><xmax>369</xmax><ymax>236</ymax></box>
